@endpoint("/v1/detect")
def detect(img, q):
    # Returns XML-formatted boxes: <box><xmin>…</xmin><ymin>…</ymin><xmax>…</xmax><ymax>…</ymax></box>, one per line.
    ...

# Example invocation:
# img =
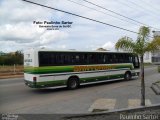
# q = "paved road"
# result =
<box><xmin>0</xmin><ymin>66</ymin><xmax>160</xmax><ymax>114</ymax></box>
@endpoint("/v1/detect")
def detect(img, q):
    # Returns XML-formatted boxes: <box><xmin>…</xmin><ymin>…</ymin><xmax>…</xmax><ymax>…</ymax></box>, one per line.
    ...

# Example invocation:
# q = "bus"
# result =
<box><xmin>24</xmin><ymin>49</ymin><xmax>140</xmax><ymax>89</ymax></box>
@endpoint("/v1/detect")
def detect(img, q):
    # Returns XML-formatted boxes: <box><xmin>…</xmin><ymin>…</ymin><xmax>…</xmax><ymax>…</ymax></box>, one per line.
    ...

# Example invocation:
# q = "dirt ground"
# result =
<box><xmin>0</xmin><ymin>65</ymin><xmax>24</xmax><ymax>79</ymax></box>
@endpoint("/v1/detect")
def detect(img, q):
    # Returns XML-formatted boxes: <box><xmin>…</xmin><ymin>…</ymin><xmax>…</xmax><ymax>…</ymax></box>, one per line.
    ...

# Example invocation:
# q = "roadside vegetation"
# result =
<box><xmin>143</xmin><ymin>63</ymin><xmax>152</xmax><ymax>66</ymax></box>
<box><xmin>0</xmin><ymin>51</ymin><xmax>23</xmax><ymax>65</ymax></box>
<box><xmin>0</xmin><ymin>51</ymin><xmax>24</xmax><ymax>78</ymax></box>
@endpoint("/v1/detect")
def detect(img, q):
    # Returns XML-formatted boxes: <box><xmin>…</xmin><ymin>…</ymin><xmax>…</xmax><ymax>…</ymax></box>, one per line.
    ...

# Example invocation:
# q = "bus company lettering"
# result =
<box><xmin>24</xmin><ymin>59</ymin><xmax>32</xmax><ymax>62</ymax></box>
<box><xmin>74</xmin><ymin>65</ymin><xmax>114</xmax><ymax>72</ymax></box>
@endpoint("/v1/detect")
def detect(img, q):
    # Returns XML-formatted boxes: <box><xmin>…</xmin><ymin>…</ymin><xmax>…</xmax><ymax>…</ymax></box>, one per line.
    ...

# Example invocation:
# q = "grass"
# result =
<box><xmin>143</xmin><ymin>63</ymin><xmax>152</xmax><ymax>66</ymax></box>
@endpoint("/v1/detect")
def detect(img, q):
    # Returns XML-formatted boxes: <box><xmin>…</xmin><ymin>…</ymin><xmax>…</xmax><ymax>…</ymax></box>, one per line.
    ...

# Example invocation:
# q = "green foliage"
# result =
<box><xmin>143</xmin><ymin>63</ymin><xmax>152</xmax><ymax>66</ymax></box>
<box><xmin>115</xmin><ymin>26</ymin><xmax>160</xmax><ymax>56</ymax></box>
<box><xmin>0</xmin><ymin>51</ymin><xmax>23</xmax><ymax>65</ymax></box>
<box><xmin>115</xmin><ymin>36</ymin><xmax>135</xmax><ymax>52</ymax></box>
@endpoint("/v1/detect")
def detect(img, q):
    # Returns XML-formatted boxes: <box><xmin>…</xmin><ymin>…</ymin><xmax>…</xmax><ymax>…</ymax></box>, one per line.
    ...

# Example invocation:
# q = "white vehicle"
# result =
<box><xmin>24</xmin><ymin>49</ymin><xmax>140</xmax><ymax>89</ymax></box>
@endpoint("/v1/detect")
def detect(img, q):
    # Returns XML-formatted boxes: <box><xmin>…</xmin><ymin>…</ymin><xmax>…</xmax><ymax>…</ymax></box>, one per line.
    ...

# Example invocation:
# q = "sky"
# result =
<box><xmin>0</xmin><ymin>0</ymin><xmax>160</xmax><ymax>52</ymax></box>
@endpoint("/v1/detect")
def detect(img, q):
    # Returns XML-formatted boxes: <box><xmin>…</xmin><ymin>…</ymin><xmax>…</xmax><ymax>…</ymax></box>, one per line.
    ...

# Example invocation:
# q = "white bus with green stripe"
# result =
<box><xmin>24</xmin><ymin>49</ymin><xmax>140</xmax><ymax>89</ymax></box>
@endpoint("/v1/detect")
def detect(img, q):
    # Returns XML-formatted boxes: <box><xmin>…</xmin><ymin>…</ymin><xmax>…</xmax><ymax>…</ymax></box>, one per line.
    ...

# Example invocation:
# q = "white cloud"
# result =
<box><xmin>0</xmin><ymin>0</ymin><xmax>69</xmax><ymax>52</ymax></box>
<box><xmin>102</xmin><ymin>41</ymin><xmax>115</xmax><ymax>51</ymax></box>
<box><xmin>39</xmin><ymin>31</ymin><xmax>68</xmax><ymax>44</ymax></box>
<box><xmin>0</xmin><ymin>23</ymin><xmax>43</xmax><ymax>43</ymax></box>
<box><xmin>0</xmin><ymin>0</ymin><xmax>160</xmax><ymax>52</ymax></box>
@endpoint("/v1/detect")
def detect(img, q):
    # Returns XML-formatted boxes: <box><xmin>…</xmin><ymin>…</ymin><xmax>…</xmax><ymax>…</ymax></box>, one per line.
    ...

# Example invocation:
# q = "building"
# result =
<box><xmin>153</xmin><ymin>31</ymin><xmax>160</xmax><ymax>37</ymax></box>
<box><xmin>96</xmin><ymin>48</ymin><xmax>108</xmax><ymax>51</ymax></box>
<box><xmin>144</xmin><ymin>31</ymin><xmax>160</xmax><ymax>64</ymax></box>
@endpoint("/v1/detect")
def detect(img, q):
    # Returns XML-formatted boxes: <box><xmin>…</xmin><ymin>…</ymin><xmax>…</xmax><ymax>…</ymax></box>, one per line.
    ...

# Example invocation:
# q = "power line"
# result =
<box><xmin>66</xmin><ymin>0</ymin><xmax>140</xmax><ymax>27</ymax></box>
<box><xmin>126</xmin><ymin>0</ymin><xmax>160</xmax><ymax>19</ymax></box>
<box><xmin>22</xmin><ymin>0</ymin><xmax>154</xmax><ymax>38</ymax></box>
<box><xmin>116</xmin><ymin>0</ymin><xmax>137</xmax><ymax>10</ymax></box>
<box><xmin>140</xmin><ymin>0</ymin><xmax>160</xmax><ymax>12</ymax></box>
<box><xmin>117</xmin><ymin>0</ymin><xmax>160</xmax><ymax>17</ymax></box>
<box><xmin>116</xmin><ymin>0</ymin><xmax>160</xmax><ymax>28</ymax></box>
<box><xmin>22</xmin><ymin>0</ymin><xmax>138</xmax><ymax>34</ymax></box>
<box><xmin>116</xmin><ymin>0</ymin><xmax>160</xmax><ymax>22</ymax></box>
<box><xmin>81</xmin><ymin>0</ymin><xmax>160</xmax><ymax>31</ymax></box>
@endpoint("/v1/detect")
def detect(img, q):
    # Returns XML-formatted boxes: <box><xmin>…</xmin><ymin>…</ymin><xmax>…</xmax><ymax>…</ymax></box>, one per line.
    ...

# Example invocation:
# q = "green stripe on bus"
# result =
<box><xmin>37</xmin><ymin>80</ymin><xmax>67</xmax><ymax>86</ymax></box>
<box><xmin>24</xmin><ymin>66</ymin><xmax>74</xmax><ymax>74</ymax></box>
<box><xmin>24</xmin><ymin>64</ymin><xmax>133</xmax><ymax>74</ymax></box>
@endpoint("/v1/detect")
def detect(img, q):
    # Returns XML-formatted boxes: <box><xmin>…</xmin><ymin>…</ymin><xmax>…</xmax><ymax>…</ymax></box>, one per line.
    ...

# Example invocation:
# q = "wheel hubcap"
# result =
<box><xmin>71</xmin><ymin>80</ymin><xmax>77</xmax><ymax>88</ymax></box>
<box><xmin>126</xmin><ymin>74</ymin><xmax>130</xmax><ymax>80</ymax></box>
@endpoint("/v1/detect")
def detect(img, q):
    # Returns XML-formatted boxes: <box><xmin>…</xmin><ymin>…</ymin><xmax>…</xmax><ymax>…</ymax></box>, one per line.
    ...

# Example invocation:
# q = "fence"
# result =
<box><xmin>0</xmin><ymin>65</ymin><xmax>24</xmax><ymax>74</ymax></box>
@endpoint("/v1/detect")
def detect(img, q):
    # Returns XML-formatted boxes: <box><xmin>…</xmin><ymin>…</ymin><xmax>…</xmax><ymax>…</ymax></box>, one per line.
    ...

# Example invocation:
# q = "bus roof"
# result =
<box><xmin>24</xmin><ymin>48</ymin><xmax>132</xmax><ymax>54</ymax></box>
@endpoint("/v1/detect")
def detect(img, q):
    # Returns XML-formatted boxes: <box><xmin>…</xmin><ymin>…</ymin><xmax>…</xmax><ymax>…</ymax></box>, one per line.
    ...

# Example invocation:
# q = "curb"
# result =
<box><xmin>151</xmin><ymin>83</ymin><xmax>160</xmax><ymax>95</ymax></box>
<box><xmin>64</xmin><ymin>104</ymin><xmax>160</xmax><ymax>120</ymax></box>
<box><xmin>14</xmin><ymin>104</ymin><xmax>160</xmax><ymax>120</ymax></box>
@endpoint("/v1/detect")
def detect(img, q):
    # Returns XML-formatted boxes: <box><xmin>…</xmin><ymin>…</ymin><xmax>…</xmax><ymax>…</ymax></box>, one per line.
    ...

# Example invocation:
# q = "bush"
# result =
<box><xmin>0</xmin><ymin>51</ymin><xmax>23</xmax><ymax>65</ymax></box>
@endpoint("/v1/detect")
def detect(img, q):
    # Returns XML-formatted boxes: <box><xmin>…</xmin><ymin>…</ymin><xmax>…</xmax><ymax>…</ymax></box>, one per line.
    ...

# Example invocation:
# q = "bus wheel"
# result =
<box><xmin>67</xmin><ymin>77</ymin><xmax>79</xmax><ymax>89</ymax></box>
<box><xmin>124</xmin><ymin>72</ymin><xmax>131</xmax><ymax>80</ymax></box>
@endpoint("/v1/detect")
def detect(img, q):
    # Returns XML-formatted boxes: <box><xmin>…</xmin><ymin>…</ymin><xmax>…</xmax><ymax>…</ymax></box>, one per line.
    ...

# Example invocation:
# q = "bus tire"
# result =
<box><xmin>124</xmin><ymin>72</ymin><xmax>131</xmax><ymax>80</ymax></box>
<box><xmin>67</xmin><ymin>77</ymin><xmax>79</xmax><ymax>89</ymax></box>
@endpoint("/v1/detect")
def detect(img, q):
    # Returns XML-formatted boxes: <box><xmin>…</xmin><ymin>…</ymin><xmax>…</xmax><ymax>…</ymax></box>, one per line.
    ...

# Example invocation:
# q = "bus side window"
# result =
<box><xmin>103</xmin><ymin>54</ymin><xmax>107</xmax><ymax>64</ymax></box>
<box><xmin>51</xmin><ymin>52</ymin><xmax>55</xmax><ymax>65</ymax></box>
<box><xmin>44</xmin><ymin>52</ymin><xmax>49</xmax><ymax>66</ymax></box>
<box><xmin>78</xmin><ymin>53</ymin><xmax>82</xmax><ymax>65</ymax></box>
<box><xmin>40</xmin><ymin>52</ymin><xmax>52</xmax><ymax>66</ymax></box>
<box><xmin>87</xmin><ymin>54</ymin><xmax>90</xmax><ymax>64</ymax></box>
<box><xmin>125</xmin><ymin>54</ymin><xmax>129</xmax><ymax>63</ymax></box>
<box><xmin>70</xmin><ymin>53</ymin><xmax>74</xmax><ymax>65</ymax></box>
<box><xmin>105</xmin><ymin>54</ymin><xmax>109</xmax><ymax>64</ymax></box>
<box><xmin>97</xmin><ymin>53</ymin><xmax>103</xmax><ymax>64</ymax></box>
<box><xmin>55</xmin><ymin>53</ymin><xmax>63</xmax><ymax>65</ymax></box>
<box><xmin>75</xmin><ymin>54</ymin><xmax>80</xmax><ymax>64</ymax></box>
<box><xmin>65</xmin><ymin>53</ymin><xmax>69</xmax><ymax>65</ymax></box>
<box><xmin>113</xmin><ymin>54</ymin><xmax>118</xmax><ymax>63</ymax></box>
<box><xmin>88</xmin><ymin>54</ymin><xmax>93</xmax><ymax>64</ymax></box>
<box><xmin>88</xmin><ymin>53</ymin><xmax>96</xmax><ymax>65</ymax></box>
<box><xmin>72</xmin><ymin>53</ymin><xmax>80</xmax><ymax>65</ymax></box>
<box><xmin>108</xmin><ymin>54</ymin><xmax>113</xmax><ymax>63</ymax></box>
<box><xmin>60</xmin><ymin>54</ymin><xmax>65</xmax><ymax>65</ymax></box>
<box><xmin>101</xmin><ymin>54</ymin><xmax>105</xmax><ymax>64</ymax></box>
<box><xmin>110</xmin><ymin>54</ymin><xmax>117</xmax><ymax>63</ymax></box>
<box><xmin>119</xmin><ymin>54</ymin><xmax>123</xmax><ymax>63</ymax></box>
<box><xmin>80</xmin><ymin>53</ymin><xmax>87</xmax><ymax>65</ymax></box>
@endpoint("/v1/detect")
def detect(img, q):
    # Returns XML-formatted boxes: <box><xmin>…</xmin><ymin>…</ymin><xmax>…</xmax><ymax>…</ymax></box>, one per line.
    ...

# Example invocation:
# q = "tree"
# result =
<box><xmin>115</xmin><ymin>26</ymin><xmax>160</xmax><ymax>106</ymax></box>
<box><xmin>0</xmin><ymin>50</ymin><xmax>23</xmax><ymax>65</ymax></box>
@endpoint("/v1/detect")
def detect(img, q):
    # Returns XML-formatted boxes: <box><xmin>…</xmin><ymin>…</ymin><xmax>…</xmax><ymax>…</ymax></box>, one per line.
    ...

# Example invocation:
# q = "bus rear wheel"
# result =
<box><xmin>124</xmin><ymin>72</ymin><xmax>131</xmax><ymax>80</ymax></box>
<box><xmin>67</xmin><ymin>77</ymin><xmax>79</xmax><ymax>89</ymax></box>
